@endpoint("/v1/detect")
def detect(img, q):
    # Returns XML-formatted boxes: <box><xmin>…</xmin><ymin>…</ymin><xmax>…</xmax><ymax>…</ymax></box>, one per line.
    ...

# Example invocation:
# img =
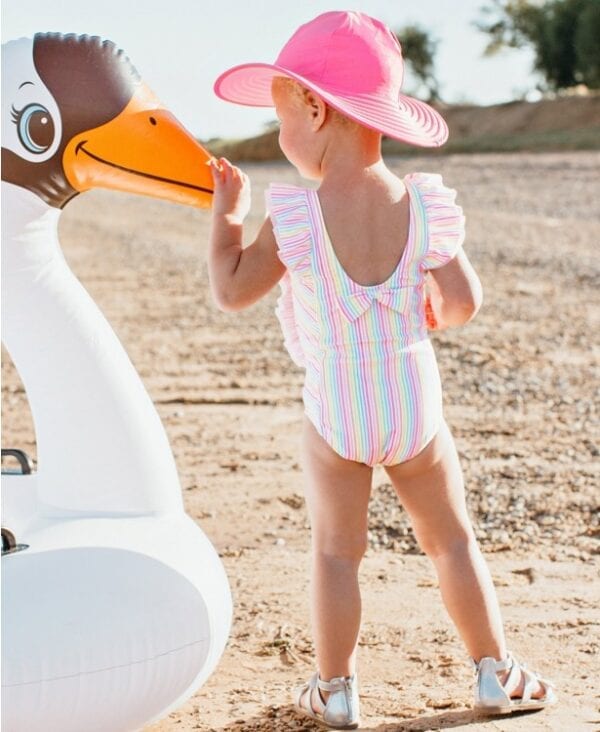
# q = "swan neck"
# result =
<box><xmin>1</xmin><ymin>182</ymin><xmax>182</xmax><ymax>516</ymax></box>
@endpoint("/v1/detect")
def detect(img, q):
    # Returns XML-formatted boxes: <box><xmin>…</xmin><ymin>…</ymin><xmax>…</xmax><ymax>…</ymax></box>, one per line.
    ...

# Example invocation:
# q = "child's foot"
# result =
<box><xmin>473</xmin><ymin>653</ymin><xmax>557</xmax><ymax>714</ymax></box>
<box><xmin>294</xmin><ymin>672</ymin><xmax>360</xmax><ymax>729</ymax></box>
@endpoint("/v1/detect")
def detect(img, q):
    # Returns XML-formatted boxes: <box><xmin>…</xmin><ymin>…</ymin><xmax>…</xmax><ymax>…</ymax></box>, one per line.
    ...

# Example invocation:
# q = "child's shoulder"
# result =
<box><xmin>405</xmin><ymin>171</ymin><xmax>447</xmax><ymax>190</ymax></box>
<box><xmin>408</xmin><ymin>172</ymin><xmax>466</xmax><ymax>262</ymax></box>
<box><xmin>264</xmin><ymin>183</ymin><xmax>314</xmax><ymax>268</ymax></box>
<box><xmin>266</xmin><ymin>181</ymin><xmax>311</xmax><ymax>195</ymax></box>
<box><xmin>265</xmin><ymin>181</ymin><xmax>313</xmax><ymax>211</ymax></box>
<box><xmin>405</xmin><ymin>171</ymin><xmax>462</xmax><ymax>211</ymax></box>
<box><xmin>265</xmin><ymin>181</ymin><xmax>312</xmax><ymax>209</ymax></box>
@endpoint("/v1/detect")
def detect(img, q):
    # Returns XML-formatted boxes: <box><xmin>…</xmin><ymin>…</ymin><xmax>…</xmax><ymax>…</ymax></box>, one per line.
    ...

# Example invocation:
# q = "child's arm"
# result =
<box><xmin>426</xmin><ymin>249</ymin><xmax>483</xmax><ymax>330</ymax></box>
<box><xmin>208</xmin><ymin>157</ymin><xmax>285</xmax><ymax>312</ymax></box>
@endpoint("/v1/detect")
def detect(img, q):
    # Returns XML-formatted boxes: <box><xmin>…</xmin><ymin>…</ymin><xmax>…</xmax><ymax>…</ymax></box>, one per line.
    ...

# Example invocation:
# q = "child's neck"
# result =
<box><xmin>318</xmin><ymin>129</ymin><xmax>386</xmax><ymax>192</ymax></box>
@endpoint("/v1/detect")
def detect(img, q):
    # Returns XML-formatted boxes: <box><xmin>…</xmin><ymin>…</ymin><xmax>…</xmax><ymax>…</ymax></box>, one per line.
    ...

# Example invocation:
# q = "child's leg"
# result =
<box><xmin>384</xmin><ymin>419</ymin><xmax>543</xmax><ymax>698</ymax></box>
<box><xmin>301</xmin><ymin>417</ymin><xmax>373</xmax><ymax>682</ymax></box>
<box><xmin>385</xmin><ymin>419</ymin><xmax>506</xmax><ymax>661</ymax></box>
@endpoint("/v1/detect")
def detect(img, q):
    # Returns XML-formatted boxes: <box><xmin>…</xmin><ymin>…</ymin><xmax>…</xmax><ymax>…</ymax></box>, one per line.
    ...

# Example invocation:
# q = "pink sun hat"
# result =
<box><xmin>214</xmin><ymin>10</ymin><xmax>448</xmax><ymax>148</ymax></box>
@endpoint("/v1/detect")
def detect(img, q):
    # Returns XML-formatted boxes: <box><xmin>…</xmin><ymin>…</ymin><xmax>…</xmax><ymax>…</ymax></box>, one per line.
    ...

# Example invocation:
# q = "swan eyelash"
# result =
<box><xmin>10</xmin><ymin>104</ymin><xmax>21</xmax><ymax>124</ymax></box>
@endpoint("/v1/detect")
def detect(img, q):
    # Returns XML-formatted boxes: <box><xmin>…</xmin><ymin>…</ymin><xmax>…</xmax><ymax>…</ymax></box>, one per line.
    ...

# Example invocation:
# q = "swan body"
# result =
<box><xmin>1</xmin><ymin>35</ymin><xmax>231</xmax><ymax>732</ymax></box>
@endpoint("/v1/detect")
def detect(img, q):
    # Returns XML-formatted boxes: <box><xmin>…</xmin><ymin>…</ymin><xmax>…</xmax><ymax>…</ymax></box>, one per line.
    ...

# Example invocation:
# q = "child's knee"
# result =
<box><xmin>416</xmin><ymin>527</ymin><xmax>476</xmax><ymax>561</ymax></box>
<box><xmin>313</xmin><ymin>532</ymin><xmax>368</xmax><ymax>564</ymax></box>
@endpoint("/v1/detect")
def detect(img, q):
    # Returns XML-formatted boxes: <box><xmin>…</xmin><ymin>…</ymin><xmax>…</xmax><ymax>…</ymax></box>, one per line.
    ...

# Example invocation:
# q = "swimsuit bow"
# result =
<box><xmin>335</xmin><ymin>286</ymin><xmax>413</xmax><ymax>322</ymax></box>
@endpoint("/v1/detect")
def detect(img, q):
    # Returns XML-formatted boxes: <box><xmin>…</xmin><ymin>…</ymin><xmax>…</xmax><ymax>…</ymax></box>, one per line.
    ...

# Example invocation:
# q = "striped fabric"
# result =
<box><xmin>266</xmin><ymin>173</ymin><xmax>465</xmax><ymax>466</ymax></box>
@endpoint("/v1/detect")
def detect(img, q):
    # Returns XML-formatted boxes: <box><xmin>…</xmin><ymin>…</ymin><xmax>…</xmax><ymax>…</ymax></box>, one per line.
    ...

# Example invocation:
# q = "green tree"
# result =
<box><xmin>476</xmin><ymin>0</ymin><xmax>600</xmax><ymax>91</ymax></box>
<box><xmin>575</xmin><ymin>0</ymin><xmax>600</xmax><ymax>87</ymax></box>
<box><xmin>395</xmin><ymin>25</ymin><xmax>440</xmax><ymax>102</ymax></box>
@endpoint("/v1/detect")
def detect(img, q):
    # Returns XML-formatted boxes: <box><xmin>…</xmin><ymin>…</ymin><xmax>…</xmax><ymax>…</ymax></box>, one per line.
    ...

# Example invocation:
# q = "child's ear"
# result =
<box><xmin>304</xmin><ymin>90</ymin><xmax>327</xmax><ymax>131</ymax></box>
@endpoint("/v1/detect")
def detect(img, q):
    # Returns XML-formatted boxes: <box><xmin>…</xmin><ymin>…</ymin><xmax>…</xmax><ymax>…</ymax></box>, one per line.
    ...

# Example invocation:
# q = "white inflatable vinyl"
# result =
<box><xmin>2</xmin><ymin>34</ymin><xmax>230</xmax><ymax>732</ymax></box>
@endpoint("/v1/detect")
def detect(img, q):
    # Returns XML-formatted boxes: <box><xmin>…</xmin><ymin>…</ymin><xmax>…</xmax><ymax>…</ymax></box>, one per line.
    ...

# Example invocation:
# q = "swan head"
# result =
<box><xmin>1</xmin><ymin>34</ymin><xmax>214</xmax><ymax>209</ymax></box>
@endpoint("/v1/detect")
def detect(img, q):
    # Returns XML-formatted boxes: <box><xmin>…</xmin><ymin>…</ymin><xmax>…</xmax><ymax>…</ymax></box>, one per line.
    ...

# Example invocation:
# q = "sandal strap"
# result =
<box><xmin>296</xmin><ymin>673</ymin><xmax>325</xmax><ymax>714</ymax></box>
<box><xmin>503</xmin><ymin>655</ymin><xmax>522</xmax><ymax>694</ymax></box>
<box><xmin>295</xmin><ymin>672</ymin><xmax>359</xmax><ymax>726</ymax></box>
<box><xmin>472</xmin><ymin>652</ymin><xmax>514</xmax><ymax>673</ymax></box>
<box><xmin>502</xmin><ymin>657</ymin><xmax>555</xmax><ymax>700</ymax></box>
<box><xmin>317</xmin><ymin>675</ymin><xmax>354</xmax><ymax>693</ymax></box>
<box><xmin>521</xmin><ymin>666</ymin><xmax>539</xmax><ymax>704</ymax></box>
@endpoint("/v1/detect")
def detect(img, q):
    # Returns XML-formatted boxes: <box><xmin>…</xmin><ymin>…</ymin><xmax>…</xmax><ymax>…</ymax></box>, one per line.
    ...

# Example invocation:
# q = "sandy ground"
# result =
<box><xmin>2</xmin><ymin>152</ymin><xmax>599</xmax><ymax>731</ymax></box>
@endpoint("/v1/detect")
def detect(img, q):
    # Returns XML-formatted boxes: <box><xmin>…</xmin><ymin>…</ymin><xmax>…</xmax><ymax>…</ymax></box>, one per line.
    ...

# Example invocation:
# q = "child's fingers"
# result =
<box><xmin>222</xmin><ymin>158</ymin><xmax>243</xmax><ymax>186</ymax></box>
<box><xmin>219</xmin><ymin>157</ymin><xmax>248</xmax><ymax>182</ymax></box>
<box><xmin>229</xmin><ymin>164</ymin><xmax>243</xmax><ymax>181</ymax></box>
<box><xmin>208</xmin><ymin>157</ymin><xmax>225</xmax><ymax>185</ymax></box>
<box><xmin>219</xmin><ymin>157</ymin><xmax>234</xmax><ymax>175</ymax></box>
<box><xmin>208</xmin><ymin>157</ymin><xmax>229</xmax><ymax>184</ymax></box>
<box><xmin>214</xmin><ymin>158</ymin><xmax>227</xmax><ymax>181</ymax></box>
<box><xmin>234</xmin><ymin>169</ymin><xmax>250</xmax><ymax>191</ymax></box>
<box><xmin>209</xmin><ymin>156</ymin><xmax>248</xmax><ymax>194</ymax></box>
<box><xmin>424</xmin><ymin>296</ymin><xmax>438</xmax><ymax>330</ymax></box>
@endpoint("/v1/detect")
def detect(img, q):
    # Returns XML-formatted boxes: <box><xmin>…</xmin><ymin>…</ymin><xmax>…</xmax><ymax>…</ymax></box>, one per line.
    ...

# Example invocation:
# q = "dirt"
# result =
<box><xmin>210</xmin><ymin>96</ymin><xmax>600</xmax><ymax>160</ymax></box>
<box><xmin>2</xmin><ymin>152</ymin><xmax>599</xmax><ymax>731</ymax></box>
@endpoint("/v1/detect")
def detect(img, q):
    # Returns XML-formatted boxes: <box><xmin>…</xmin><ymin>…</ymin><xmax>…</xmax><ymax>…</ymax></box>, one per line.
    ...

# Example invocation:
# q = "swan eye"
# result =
<box><xmin>11</xmin><ymin>103</ymin><xmax>56</xmax><ymax>154</ymax></box>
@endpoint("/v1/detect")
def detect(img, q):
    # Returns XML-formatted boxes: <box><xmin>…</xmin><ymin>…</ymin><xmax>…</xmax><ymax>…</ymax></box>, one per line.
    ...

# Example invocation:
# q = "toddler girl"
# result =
<box><xmin>208</xmin><ymin>11</ymin><xmax>556</xmax><ymax>728</ymax></box>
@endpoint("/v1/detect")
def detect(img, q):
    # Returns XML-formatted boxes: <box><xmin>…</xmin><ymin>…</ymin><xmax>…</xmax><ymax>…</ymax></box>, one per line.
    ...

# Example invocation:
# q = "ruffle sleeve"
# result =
<box><xmin>265</xmin><ymin>184</ymin><xmax>312</xmax><ymax>275</ymax></box>
<box><xmin>409</xmin><ymin>173</ymin><xmax>466</xmax><ymax>270</ymax></box>
<box><xmin>273</xmin><ymin>272</ymin><xmax>304</xmax><ymax>367</ymax></box>
<box><xmin>265</xmin><ymin>184</ymin><xmax>313</xmax><ymax>368</ymax></box>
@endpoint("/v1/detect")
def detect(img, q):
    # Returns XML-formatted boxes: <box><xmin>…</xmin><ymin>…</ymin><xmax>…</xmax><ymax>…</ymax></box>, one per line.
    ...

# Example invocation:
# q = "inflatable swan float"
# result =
<box><xmin>1</xmin><ymin>34</ymin><xmax>231</xmax><ymax>731</ymax></box>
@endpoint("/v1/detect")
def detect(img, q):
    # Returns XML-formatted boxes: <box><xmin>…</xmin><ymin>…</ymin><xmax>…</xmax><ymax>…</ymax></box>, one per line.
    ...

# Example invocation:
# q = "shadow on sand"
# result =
<box><xmin>211</xmin><ymin>703</ymin><xmax>541</xmax><ymax>731</ymax></box>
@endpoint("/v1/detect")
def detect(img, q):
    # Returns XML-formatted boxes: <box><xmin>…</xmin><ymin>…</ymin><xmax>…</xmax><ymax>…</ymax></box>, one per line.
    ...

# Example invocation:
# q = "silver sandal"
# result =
<box><xmin>293</xmin><ymin>672</ymin><xmax>360</xmax><ymax>729</ymax></box>
<box><xmin>473</xmin><ymin>653</ymin><xmax>557</xmax><ymax>714</ymax></box>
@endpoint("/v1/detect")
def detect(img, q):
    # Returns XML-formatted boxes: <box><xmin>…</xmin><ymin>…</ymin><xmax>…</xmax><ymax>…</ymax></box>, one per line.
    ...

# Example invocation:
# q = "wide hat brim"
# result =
<box><xmin>214</xmin><ymin>62</ymin><xmax>448</xmax><ymax>148</ymax></box>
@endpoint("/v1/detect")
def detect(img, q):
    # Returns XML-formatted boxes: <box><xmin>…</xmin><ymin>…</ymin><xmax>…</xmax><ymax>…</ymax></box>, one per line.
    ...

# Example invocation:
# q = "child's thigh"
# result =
<box><xmin>384</xmin><ymin>420</ymin><xmax>474</xmax><ymax>553</ymax></box>
<box><xmin>301</xmin><ymin>417</ymin><xmax>372</xmax><ymax>557</ymax></box>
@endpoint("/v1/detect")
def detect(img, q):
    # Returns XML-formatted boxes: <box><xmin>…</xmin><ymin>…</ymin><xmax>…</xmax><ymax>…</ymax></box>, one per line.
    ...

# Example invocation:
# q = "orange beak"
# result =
<box><xmin>62</xmin><ymin>84</ymin><xmax>213</xmax><ymax>208</ymax></box>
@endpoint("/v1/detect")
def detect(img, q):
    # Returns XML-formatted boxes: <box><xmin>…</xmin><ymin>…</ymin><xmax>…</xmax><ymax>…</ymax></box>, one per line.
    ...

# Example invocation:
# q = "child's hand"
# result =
<box><xmin>424</xmin><ymin>295</ymin><xmax>438</xmax><ymax>330</ymax></box>
<box><xmin>424</xmin><ymin>255</ymin><xmax>482</xmax><ymax>331</ymax></box>
<box><xmin>425</xmin><ymin>273</ymin><xmax>443</xmax><ymax>331</ymax></box>
<box><xmin>209</xmin><ymin>157</ymin><xmax>251</xmax><ymax>224</ymax></box>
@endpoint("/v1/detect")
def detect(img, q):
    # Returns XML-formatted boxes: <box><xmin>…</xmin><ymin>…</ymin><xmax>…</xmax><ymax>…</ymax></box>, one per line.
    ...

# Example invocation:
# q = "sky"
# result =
<box><xmin>2</xmin><ymin>0</ymin><xmax>539</xmax><ymax>141</ymax></box>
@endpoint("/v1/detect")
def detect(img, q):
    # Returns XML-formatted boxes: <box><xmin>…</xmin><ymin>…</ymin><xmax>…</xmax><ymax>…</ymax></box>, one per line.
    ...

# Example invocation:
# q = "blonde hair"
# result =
<box><xmin>271</xmin><ymin>76</ymin><xmax>359</xmax><ymax>130</ymax></box>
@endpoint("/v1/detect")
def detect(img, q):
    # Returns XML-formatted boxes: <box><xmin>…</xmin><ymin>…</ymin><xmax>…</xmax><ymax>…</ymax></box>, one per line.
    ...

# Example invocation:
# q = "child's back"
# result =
<box><xmin>317</xmin><ymin>170</ymin><xmax>410</xmax><ymax>287</ymax></box>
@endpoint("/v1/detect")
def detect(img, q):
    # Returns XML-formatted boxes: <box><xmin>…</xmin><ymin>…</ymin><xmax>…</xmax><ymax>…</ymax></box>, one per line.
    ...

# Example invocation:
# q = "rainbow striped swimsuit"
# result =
<box><xmin>266</xmin><ymin>173</ymin><xmax>465</xmax><ymax>467</ymax></box>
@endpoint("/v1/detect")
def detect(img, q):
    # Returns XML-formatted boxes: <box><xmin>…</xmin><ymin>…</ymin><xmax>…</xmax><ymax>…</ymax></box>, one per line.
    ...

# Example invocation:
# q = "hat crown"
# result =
<box><xmin>275</xmin><ymin>11</ymin><xmax>404</xmax><ymax>98</ymax></box>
